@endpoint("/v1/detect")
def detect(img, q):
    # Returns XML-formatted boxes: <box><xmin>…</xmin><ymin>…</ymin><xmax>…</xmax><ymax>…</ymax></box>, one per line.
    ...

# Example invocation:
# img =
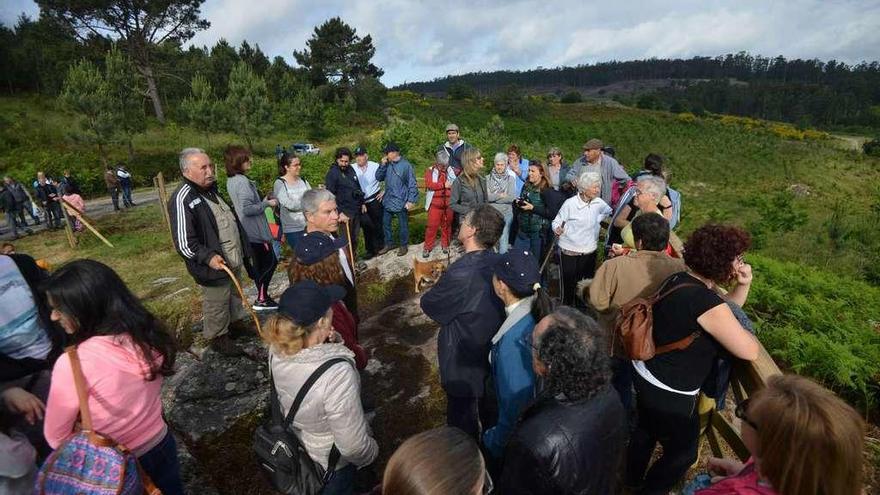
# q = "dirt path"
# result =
<box><xmin>1</xmin><ymin>185</ymin><xmax>168</xmax><ymax>240</ymax></box>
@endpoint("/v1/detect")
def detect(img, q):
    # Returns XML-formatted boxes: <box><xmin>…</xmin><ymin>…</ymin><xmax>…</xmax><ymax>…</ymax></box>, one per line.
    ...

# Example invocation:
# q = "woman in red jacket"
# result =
<box><xmin>422</xmin><ymin>150</ymin><xmax>456</xmax><ymax>258</ymax></box>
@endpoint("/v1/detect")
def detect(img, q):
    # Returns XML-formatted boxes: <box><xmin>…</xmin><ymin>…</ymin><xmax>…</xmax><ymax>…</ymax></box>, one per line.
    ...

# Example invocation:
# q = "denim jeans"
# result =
<box><xmin>383</xmin><ymin>209</ymin><xmax>409</xmax><ymax>247</ymax></box>
<box><xmin>513</xmin><ymin>230</ymin><xmax>542</xmax><ymax>257</ymax></box>
<box><xmin>497</xmin><ymin>211</ymin><xmax>512</xmax><ymax>254</ymax></box>
<box><xmin>138</xmin><ymin>431</ymin><xmax>184</xmax><ymax>495</ymax></box>
<box><xmin>320</xmin><ymin>463</ymin><xmax>356</xmax><ymax>495</ymax></box>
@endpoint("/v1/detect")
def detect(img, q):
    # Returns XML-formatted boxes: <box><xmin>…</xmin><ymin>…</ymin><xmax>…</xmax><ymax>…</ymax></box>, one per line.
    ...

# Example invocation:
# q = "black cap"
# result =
<box><xmin>354</xmin><ymin>146</ymin><xmax>367</xmax><ymax>155</ymax></box>
<box><xmin>493</xmin><ymin>249</ymin><xmax>541</xmax><ymax>294</ymax></box>
<box><xmin>294</xmin><ymin>231</ymin><xmax>347</xmax><ymax>265</ymax></box>
<box><xmin>278</xmin><ymin>280</ymin><xmax>346</xmax><ymax>326</ymax></box>
<box><xmin>382</xmin><ymin>142</ymin><xmax>400</xmax><ymax>153</ymax></box>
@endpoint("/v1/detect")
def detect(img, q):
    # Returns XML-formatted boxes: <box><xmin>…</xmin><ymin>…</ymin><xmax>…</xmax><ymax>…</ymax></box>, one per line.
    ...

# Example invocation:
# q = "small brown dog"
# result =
<box><xmin>413</xmin><ymin>258</ymin><xmax>447</xmax><ymax>293</ymax></box>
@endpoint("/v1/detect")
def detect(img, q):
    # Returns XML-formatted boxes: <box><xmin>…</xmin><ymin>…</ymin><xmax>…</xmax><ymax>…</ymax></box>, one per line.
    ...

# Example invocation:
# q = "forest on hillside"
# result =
<box><xmin>397</xmin><ymin>53</ymin><xmax>880</xmax><ymax>131</ymax></box>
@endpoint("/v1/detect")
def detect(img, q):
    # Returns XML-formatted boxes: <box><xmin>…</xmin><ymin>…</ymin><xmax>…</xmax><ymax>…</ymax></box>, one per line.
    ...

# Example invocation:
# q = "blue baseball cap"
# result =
<box><xmin>278</xmin><ymin>280</ymin><xmax>346</xmax><ymax>326</ymax></box>
<box><xmin>295</xmin><ymin>231</ymin><xmax>347</xmax><ymax>265</ymax></box>
<box><xmin>493</xmin><ymin>248</ymin><xmax>541</xmax><ymax>294</ymax></box>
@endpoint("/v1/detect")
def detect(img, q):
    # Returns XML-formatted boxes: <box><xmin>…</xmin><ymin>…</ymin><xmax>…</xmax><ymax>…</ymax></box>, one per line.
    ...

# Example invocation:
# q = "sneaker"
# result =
<box><xmin>210</xmin><ymin>334</ymin><xmax>244</xmax><ymax>357</ymax></box>
<box><xmin>253</xmin><ymin>297</ymin><xmax>279</xmax><ymax>311</ymax></box>
<box><xmin>377</xmin><ymin>246</ymin><xmax>391</xmax><ymax>255</ymax></box>
<box><xmin>441</xmin><ymin>247</ymin><xmax>449</xmax><ymax>254</ymax></box>
<box><xmin>397</xmin><ymin>245</ymin><xmax>408</xmax><ymax>256</ymax></box>
<box><xmin>422</xmin><ymin>250</ymin><xmax>430</xmax><ymax>259</ymax></box>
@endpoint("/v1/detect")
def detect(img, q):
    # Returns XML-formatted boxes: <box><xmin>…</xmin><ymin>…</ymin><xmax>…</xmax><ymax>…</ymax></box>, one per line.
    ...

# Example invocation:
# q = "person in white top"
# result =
<box><xmin>552</xmin><ymin>171</ymin><xmax>612</xmax><ymax>306</ymax></box>
<box><xmin>352</xmin><ymin>146</ymin><xmax>385</xmax><ymax>259</ymax></box>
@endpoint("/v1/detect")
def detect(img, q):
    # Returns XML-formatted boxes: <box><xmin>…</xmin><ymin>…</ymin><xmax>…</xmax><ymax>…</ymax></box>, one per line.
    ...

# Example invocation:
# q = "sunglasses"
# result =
<box><xmin>735</xmin><ymin>398</ymin><xmax>759</xmax><ymax>430</ymax></box>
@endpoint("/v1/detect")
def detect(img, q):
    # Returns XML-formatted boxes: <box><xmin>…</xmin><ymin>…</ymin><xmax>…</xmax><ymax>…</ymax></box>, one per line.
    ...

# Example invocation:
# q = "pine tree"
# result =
<box><xmin>104</xmin><ymin>45</ymin><xmax>145</xmax><ymax>160</ymax></box>
<box><xmin>222</xmin><ymin>61</ymin><xmax>271</xmax><ymax>150</ymax></box>
<box><xmin>59</xmin><ymin>59</ymin><xmax>115</xmax><ymax>166</ymax></box>
<box><xmin>181</xmin><ymin>73</ymin><xmax>218</xmax><ymax>139</ymax></box>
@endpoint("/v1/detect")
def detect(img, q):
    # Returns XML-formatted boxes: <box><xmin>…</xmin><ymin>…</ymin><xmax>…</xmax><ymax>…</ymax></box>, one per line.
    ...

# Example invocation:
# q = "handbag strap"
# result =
<box><xmin>650</xmin><ymin>281</ymin><xmax>708</xmax><ymax>356</ymax></box>
<box><xmin>65</xmin><ymin>346</ymin><xmax>94</xmax><ymax>434</ymax></box>
<box><xmin>272</xmin><ymin>357</ymin><xmax>348</xmax><ymax>478</ymax></box>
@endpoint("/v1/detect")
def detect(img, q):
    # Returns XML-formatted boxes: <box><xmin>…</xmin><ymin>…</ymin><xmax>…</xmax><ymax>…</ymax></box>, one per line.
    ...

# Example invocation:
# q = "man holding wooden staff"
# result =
<box><xmin>168</xmin><ymin>147</ymin><xmax>253</xmax><ymax>356</ymax></box>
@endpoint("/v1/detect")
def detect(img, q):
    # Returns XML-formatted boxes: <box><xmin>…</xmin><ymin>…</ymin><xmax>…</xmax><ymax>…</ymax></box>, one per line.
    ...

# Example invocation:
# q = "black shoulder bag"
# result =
<box><xmin>253</xmin><ymin>357</ymin><xmax>347</xmax><ymax>494</ymax></box>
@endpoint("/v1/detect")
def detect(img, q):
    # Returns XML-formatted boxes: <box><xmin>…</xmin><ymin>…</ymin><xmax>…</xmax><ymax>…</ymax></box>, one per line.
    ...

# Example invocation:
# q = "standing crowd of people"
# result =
<box><xmin>1</xmin><ymin>164</ymin><xmax>139</xmax><ymax>241</ymax></box>
<box><xmin>0</xmin><ymin>123</ymin><xmax>869</xmax><ymax>495</ymax></box>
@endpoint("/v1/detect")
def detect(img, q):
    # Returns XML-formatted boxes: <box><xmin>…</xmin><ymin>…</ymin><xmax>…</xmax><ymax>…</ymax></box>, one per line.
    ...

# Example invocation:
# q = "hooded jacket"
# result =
<box><xmin>168</xmin><ymin>178</ymin><xmax>253</xmax><ymax>286</ymax></box>
<box><xmin>270</xmin><ymin>343</ymin><xmax>378</xmax><ymax>471</ymax></box>
<box><xmin>44</xmin><ymin>335</ymin><xmax>167</xmax><ymax>455</ymax></box>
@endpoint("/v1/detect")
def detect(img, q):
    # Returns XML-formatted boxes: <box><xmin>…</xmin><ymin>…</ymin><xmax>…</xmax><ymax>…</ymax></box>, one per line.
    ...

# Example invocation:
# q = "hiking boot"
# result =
<box><xmin>377</xmin><ymin>246</ymin><xmax>391</xmax><ymax>255</ymax></box>
<box><xmin>441</xmin><ymin>247</ymin><xmax>449</xmax><ymax>254</ymax></box>
<box><xmin>422</xmin><ymin>250</ymin><xmax>430</xmax><ymax>259</ymax></box>
<box><xmin>397</xmin><ymin>246</ymin><xmax>408</xmax><ymax>256</ymax></box>
<box><xmin>362</xmin><ymin>252</ymin><xmax>375</xmax><ymax>261</ymax></box>
<box><xmin>252</xmin><ymin>297</ymin><xmax>279</xmax><ymax>311</ymax></box>
<box><xmin>210</xmin><ymin>334</ymin><xmax>244</xmax><ymax>357</ymax></box>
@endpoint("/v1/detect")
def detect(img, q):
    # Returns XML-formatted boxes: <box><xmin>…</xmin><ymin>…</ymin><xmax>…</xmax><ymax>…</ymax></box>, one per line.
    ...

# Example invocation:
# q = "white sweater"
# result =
<box><xmin>270</xmin><ymin>343</ymin><xmax>378</xmax><ymax>471</ymax></box>
<box><xmin>552</xmin><ymin>195</ymin><xmax>612</xmax><ymax>254</ymax></box>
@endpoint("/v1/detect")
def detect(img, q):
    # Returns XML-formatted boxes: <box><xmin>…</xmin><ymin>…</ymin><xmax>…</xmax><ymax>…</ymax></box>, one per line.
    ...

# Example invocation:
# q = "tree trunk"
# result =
<box><xmin>97</xmin><ymin>142</ymin><xmax>108</xmax><ymax>168</ymax></box>
<box><xmin>138</xmin><ymin>63</ymin><xmax>166</xmax><ymax>124</ymax></box>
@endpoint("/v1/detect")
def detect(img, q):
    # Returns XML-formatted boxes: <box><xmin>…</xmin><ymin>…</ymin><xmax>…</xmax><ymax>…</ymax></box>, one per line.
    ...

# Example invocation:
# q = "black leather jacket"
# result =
<box><xmin>499</xmin><ymin>387</ymin><xmax>627</xmax><ymax>494</ymax></box>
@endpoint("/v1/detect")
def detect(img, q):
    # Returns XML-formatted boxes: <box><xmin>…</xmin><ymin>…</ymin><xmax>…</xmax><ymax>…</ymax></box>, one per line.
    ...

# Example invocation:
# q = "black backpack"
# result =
<box><xmin>253</xmin><ymin>357</ymin><xmax>347</xmax><ymax>494</ymax></box>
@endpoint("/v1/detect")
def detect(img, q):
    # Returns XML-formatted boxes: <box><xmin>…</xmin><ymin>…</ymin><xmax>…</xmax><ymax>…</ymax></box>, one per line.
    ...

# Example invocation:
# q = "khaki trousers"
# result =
<box><xmin>201</xmin><ymin>264</ymin><xmax>249</xmax><ymax>340</ymax></box>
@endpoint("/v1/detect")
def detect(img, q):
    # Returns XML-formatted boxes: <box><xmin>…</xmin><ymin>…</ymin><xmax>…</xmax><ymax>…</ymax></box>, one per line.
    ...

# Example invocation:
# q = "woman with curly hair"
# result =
<box><xmin>693</xmin><ymin>374</ymin><xmax>864</xmax><ymax>495</ymax></box>
<box><xmin>625</xmin><ymin>224</ymin><xmax>760</xmax><ymax>494</ymax></box>
<box><xmin>499</xmin><ymin>307</ymin><xmax>627</xmax><ymax>494</ymax></box>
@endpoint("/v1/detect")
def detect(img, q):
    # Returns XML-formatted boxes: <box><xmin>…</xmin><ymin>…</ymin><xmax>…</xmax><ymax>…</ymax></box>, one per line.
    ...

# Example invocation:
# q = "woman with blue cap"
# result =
<box><xmin>482</xmin><ymin>249</ymin><xmax>554</xmax><ymax>463</ymax></box>
<box><xmin>259</xmin><ymin>280</ymin><xmax>378</xmax><ymax>495</ymax></box>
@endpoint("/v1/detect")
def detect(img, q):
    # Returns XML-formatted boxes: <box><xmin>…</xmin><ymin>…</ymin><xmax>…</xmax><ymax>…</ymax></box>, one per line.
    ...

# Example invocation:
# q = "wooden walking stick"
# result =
<box><xmin>539</xmin><ymin>234</ymin><xmax>558</xmax><ymax>274</ymax></box>
<box><xmin>220</xmin><ymin>264</ymin><xmax>262</xmax><ymax>334</ymax></box>
<box><xmin>343</xmin><ymin>219</ymin><xmax>356</xmax><ymax>279</ymax></box>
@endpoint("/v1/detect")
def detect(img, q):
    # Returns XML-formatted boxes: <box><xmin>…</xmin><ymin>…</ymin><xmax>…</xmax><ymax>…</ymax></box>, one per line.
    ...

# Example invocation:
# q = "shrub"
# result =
<box><xmin>560</xmin><ymin>91</ymin><xmax>582</xmax><ymax>104</ymax></box>
<box><xmin>864</xmin><ymin>138</ymin><xmax>880</xmax><ymax>157</ymax></box>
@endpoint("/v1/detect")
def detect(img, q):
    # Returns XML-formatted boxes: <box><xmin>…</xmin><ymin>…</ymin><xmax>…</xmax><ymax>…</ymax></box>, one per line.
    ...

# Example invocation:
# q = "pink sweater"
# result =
<box><xmin>44</xmin><ymin>336</ymin><xmax>166</xmax><ymax>455</ymax></box>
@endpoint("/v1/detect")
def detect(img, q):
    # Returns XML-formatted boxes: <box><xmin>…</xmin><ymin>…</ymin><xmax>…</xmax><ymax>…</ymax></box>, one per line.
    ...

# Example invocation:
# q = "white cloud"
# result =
<box><xmin>3</xmin><ymin>0</ymin><xmax>879</xmax><ymax>85</ymax></box>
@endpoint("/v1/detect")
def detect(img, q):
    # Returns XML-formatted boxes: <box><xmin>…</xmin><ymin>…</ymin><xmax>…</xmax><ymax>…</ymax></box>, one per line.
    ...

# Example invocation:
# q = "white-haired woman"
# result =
<box><xmin>487</xmin><ymin>152</ymin><xmax>516</xmax><ymax>254</ymax></box>
<box><xmin>551</xmin><ymin>171</ymin><xmax>612</xmax><ymax>306</ymax></box>
<box><xmin>613</xmin><ymin>175</ymin><xmax>684</xmax><ymax>257</ymax></box>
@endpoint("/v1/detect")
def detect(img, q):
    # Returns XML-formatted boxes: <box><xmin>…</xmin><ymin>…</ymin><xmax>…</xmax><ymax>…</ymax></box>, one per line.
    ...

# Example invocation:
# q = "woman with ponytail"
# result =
<box><xmin>482</xmin><ymin>248</ymin><xmax>554</xmax><ymax>462</ymax></box>
<box><xmin>259</xmin><ymin>280</ymin><xmax>378</xmax><ymax>495</ymax></box>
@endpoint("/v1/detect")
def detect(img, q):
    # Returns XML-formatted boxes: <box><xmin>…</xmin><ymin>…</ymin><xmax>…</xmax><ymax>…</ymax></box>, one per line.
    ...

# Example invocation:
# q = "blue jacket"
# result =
<box><xmin>483</xmin><ymin>310</ymin><xmax>537</xmax><ymax>459</ymax></box>
<box><xmin>420</xmin><ymin>250</ymin><xmax>504</xmax><ymax>397</ymax></box>
<box><xmin>376</xmin><ymin>157</ymin><xmax>419</xmax><ymax>212</ymax></box>
<box><xmin>511</xmin><ymin>158</ymin><xmax>529</xmax><ymax>197</ymax></box>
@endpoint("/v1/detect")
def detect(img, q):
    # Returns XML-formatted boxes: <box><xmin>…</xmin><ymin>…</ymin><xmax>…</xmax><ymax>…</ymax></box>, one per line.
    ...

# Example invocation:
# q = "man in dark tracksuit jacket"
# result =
<box><xmin>324</xmin><ymin>147</ymin><xmax>365</xmax><ymax>261</ymax></box>
<box><xmin>168</xmin><ymin>148</ymin><xmax>253</xmax><ymax>355</ymax></box>
<box><xmin>421</xmin><ymin>204</ymin><xmax>506</xmax><ymax>439</ymax></box>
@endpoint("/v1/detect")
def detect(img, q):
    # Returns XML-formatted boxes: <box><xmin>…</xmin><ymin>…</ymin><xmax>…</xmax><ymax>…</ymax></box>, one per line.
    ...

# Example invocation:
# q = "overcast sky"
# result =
<box><xmin>3</xmin><ymin>0</ymin><xmax>879</xmax><ymax>86</ymax></box>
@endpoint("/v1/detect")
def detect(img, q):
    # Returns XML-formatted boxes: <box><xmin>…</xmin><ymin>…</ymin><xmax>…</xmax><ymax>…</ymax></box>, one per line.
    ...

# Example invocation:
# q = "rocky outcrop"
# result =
<box><xmin>163</xmin><ymin>245</ymin><xmax>449</xmax><ymax>493</ymax></box>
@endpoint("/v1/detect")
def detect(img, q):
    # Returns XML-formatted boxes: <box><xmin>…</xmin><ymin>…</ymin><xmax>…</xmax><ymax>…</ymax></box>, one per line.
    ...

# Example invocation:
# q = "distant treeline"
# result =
<box><xmin>397</xmin><ymin>52</ymin><xmax>880</xmax><ymax>130</ymax></box>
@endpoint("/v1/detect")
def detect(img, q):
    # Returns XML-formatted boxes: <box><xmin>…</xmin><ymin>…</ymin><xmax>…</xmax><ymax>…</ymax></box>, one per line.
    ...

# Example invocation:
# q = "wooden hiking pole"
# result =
<box><xmin>60</xmin><ymin>198</ymin><xmax>114</xmax><ymax>248</ymax></box>
<box><xmin>539</xmin><ymin>234</ymin><xmax>558</xmax><ymax>274</ymax></box>
<box><xmin>344</xmin><ymin>219</ymin><xmax>356</xmax><ymax>280</ymax></box>
<box><xmin>220</xmin><ymin>264</ymin><xmax>262</xmax><ymax>334</ymax></box>
<box><xmin>58</xmin><ymin>203</ymin><xmax>77</xmax><ymax>249</ymax></box>
<box><xmin>154</xmin><ymin>173</ymin><xmax>174</xmax><ymax>250</ymax></box>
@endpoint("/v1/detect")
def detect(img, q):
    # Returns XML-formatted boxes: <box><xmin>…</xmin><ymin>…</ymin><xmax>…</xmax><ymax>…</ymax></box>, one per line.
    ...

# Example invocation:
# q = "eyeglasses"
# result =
<box><xmin>734</xmin><ymin>398</ymin><xmax>759</xmax><ymax>430</ymax></box>
<box><xmin>483</xmin><ymin>469</ymin><xmax>494</xmax><ymax>494</ymax></box>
